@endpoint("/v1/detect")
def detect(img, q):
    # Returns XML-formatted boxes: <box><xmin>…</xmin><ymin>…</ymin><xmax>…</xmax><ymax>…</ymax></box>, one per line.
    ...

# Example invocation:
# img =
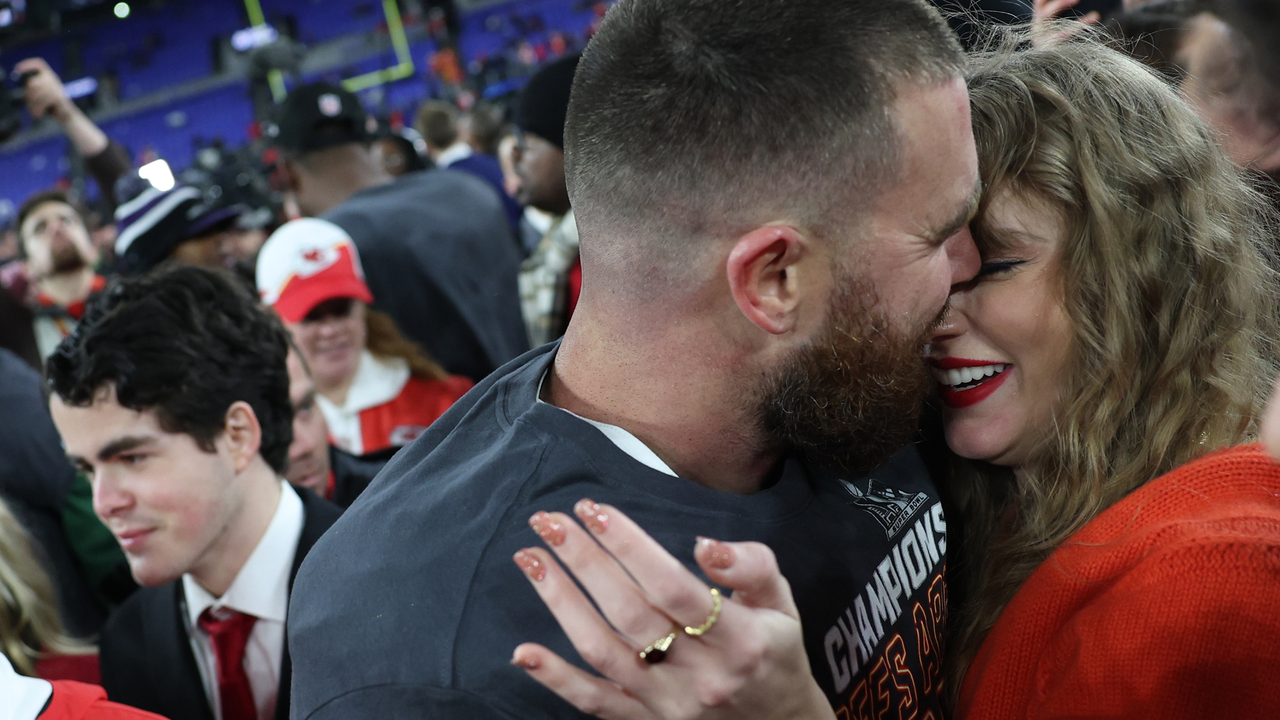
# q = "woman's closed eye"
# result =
<box><xmin>976</xmin><ymin>259</ymin><xmax>1029</xmax><ymax>278</ymax></box>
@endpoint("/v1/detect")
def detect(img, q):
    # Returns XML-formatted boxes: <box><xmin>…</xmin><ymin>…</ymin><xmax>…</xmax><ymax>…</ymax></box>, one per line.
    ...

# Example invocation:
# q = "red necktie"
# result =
<box><xmin>198</xmin><ymin>607</ymin><xmax>259</xmax><ymax>720</ymax></box>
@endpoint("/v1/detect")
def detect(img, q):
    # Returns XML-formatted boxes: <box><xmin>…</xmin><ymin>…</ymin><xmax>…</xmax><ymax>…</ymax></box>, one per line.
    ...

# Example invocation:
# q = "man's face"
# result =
<box><xmin>514</xmin><ymin>131</ymin><xmax>571</xmax><ymax>215</ymax></box>
<box><xmin>20</xmin><ymin>201</ymin><xmax>98</xmax><ymax>278</ymax></box>
<box><xmin>50</xmin><ymin>388</ymin><xmax>245</xmax><ymax>588</ymax></box>
<box><xmin>285</xmin><ymin>349</ymin><xmax>332</xmax><ymax>495</ymax></box>
<box><xmin>761</xmin><ymin>77</ymin><xmax>980</xmax><ymax>474</ymax></box>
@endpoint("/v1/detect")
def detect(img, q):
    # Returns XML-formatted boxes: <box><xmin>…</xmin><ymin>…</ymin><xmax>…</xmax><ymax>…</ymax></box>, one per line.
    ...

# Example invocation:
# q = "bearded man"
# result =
<box><xmin>15</xmin><ymin>190</ymin><xmax>106</xmax><ymax>363</ymax></box>
<box><xmin>287</xmin><ymin>0</ymin><xmax>980</xmax><ymax>718</ymax></box>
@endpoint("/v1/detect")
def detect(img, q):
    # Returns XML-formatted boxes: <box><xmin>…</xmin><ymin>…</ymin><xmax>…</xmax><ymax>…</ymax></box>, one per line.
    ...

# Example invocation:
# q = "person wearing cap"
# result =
<box><xmin>515</xmin><ymin>54</ymin><xmax>582</xmax><ymax>348</ymax></box>
<box><xmin>271</xmin><ymin>82</ymin><xmax>528</xmax><ymax>384</ymax></box>
<box><xmin>258</xmin><ymin>218</ymin><xmax>474</xmax><ymax>456</ymax></box>
<box><xmin>12</xmin><ymin>189</ymin><xmax>107</xmax><ymax>364</ymax></box>
<box><xmin>283</xmin><ymin>344</ymin><xmax>392</xmax><ymax>509</ymax></box>
<box><xmin>113</xmin><ymin>180</ymin><xmax>255</xmax><ymax>276</ymax></box>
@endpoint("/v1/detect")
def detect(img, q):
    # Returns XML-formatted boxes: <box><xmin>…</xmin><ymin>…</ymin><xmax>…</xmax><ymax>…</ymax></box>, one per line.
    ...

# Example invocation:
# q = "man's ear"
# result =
<box><xmin>726</xmin><ymin>225</ymin><xmax>810</xmax><ymax>335</ymax></box>
<box><xmin>222</xmin><ymin>401</ymin><xmax>264</xmax><ymax>474</ymax></box>
<box><xmin>280</xmin><ymin>157</ymin><xmax>302</xmax><ymax>193</ymax></box>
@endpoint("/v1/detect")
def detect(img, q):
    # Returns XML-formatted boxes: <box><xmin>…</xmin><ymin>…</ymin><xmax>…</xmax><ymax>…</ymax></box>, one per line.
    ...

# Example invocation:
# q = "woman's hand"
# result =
<box><xmin>511</xmin><ymin>499</ymin><xmax>836</xmax><ymax>720</ymax></box>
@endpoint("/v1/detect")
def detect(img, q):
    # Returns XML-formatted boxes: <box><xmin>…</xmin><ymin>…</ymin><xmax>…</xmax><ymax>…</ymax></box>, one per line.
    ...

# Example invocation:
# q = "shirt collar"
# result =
<box><xmin>435</xmin><ymin>142</ymin><xmax>473</xmax><ymax>168</ymax></box>
<box><xmin>318</xmin><ymin>350</ymin><xmax>410</xmax><ymax>415</ymax></box>
<box><xmin>0</xmin><ymin>654</ymin><xmax>52</xmax><ymax>720</ymax></box>
<box><xmin>183</xmin><ymin>481</ymin><xmax>305</xmax><ymax>625</ymax></box>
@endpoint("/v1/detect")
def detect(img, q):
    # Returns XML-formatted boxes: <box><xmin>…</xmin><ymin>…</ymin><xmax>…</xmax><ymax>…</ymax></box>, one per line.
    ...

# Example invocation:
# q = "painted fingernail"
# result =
<box><xmin>511</xmin><ymin>653</ymin><xmax>541</xmax><ymax>671</ymax></box>
<box><xmin>574</xmin><ymin>498</ymin><xmax>609</xmax><ymax>534</ymax></box>
<box><xmin>529</xmin><ymin>511</ymin><xmax>566</xmax><ymax>546</ymax></box>
<box><xmin>698</xmin><ymin>537</ymin><xmax>735</xmax><ymax>570</ymax></box>
<box><xmin>514</xmin><ymin>549</ymin><xmax>546</xmax><ymax>581</ymax></box>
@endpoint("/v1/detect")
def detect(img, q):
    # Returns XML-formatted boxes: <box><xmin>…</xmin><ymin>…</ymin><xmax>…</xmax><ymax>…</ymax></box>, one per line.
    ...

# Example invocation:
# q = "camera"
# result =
<box><xmin>0</xmin><ymin>67</ymin><xmax>35</xmax><ymax>143</ymax></box>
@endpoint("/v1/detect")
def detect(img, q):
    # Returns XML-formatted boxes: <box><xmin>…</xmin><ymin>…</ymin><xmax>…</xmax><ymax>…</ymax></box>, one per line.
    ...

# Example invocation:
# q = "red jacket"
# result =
<box><xmin>355</xmin><ymin>374</ymin><xmax>473</xmax><ymax>454</ymax></box>
<box><xmin>42</xmin><ymin>681</ymin><xmax>167</xmax><ymax>720</ymax></box>
<box><xmin>958</xmin><ymin>444</ymin><xmax>1280</xmax><ymax>719</ymax></box>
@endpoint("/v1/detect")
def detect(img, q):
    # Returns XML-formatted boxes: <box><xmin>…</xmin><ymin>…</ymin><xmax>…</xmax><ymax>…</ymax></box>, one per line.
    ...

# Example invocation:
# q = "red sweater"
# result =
<box><xmin>959</xmin><ymin>444</ymin><xmax>1280</xmax><ymax>719</ymax></box>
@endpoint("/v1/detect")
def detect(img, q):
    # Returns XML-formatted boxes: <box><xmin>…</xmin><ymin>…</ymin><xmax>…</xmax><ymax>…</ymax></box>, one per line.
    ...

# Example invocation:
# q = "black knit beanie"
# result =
<box><xmin>516</xmin><ymin>53</ymin><xmax>581</xmax><ymax>150</ymax></box>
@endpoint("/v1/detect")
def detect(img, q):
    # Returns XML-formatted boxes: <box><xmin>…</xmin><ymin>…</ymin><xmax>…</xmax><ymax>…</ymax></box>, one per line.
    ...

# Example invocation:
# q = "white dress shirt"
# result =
<box><xmin>181</xmin><ymin>481</ymin><xmax>304</xmax><ymax>720</ymax></box>
<box><xmin>315</xmin><ymin>350</ymin><xmax>411</xmax><ymax>455</ymax></box>
<box><xmin>434</xmin><ymin>141</ymin><xmax>473</xmax><ymax>168</ymax></box>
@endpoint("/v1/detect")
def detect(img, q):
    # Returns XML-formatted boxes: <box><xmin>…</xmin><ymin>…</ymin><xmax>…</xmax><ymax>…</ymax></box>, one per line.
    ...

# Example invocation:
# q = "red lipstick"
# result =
<box><xmin>929</xmin><ymin>358</ymin><xmax>1012</xmax><ymax>409</ymax></box>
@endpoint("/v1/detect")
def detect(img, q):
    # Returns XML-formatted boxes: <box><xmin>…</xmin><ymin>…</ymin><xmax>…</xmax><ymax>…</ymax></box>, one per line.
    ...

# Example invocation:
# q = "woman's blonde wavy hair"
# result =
<box><xmin>0</xmin><ymin>498</ymin><xmax>84</xmax><ymax>676</ymax></box>
<box><xmin>947</xmin><ymin>32</ymin><xmax>1280</xmax><ymax>693</ymax></box>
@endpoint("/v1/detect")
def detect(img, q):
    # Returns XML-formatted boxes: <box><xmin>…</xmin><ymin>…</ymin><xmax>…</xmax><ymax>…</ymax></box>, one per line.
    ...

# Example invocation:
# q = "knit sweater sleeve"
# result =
<box><xmin>1027</xmin><ymin>528</ymin><xmax>1280</xmax><ymax>719</ymax></box>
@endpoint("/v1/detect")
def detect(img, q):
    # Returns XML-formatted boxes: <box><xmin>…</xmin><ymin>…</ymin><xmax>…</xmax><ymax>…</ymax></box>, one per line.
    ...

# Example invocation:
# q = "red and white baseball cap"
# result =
<box><xmin>256</xmin><ymin>217</ymin><xmax>375</xmax><ymax>323</ymax></box>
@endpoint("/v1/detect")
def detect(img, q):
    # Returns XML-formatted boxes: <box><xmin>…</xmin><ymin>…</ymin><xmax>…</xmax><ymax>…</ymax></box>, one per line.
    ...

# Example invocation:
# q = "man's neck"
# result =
<box><xmin>547</xmin><ymin>302</ymin><xmax>781</xmax><ymax>495</ymax></box>
<box><xmin>300</xmin><ymin>148</ymin><xmax>394</xmax><ymax>216</ymax></box>
<box><xmin>189</xmin><ymin>466</ymin><xmax>283</xmax><ymax>598</ymax></box>
<box><xmin>36</xmin><ymin>266</ymin><xmax>96</xmax><ymax>308</ymax></box>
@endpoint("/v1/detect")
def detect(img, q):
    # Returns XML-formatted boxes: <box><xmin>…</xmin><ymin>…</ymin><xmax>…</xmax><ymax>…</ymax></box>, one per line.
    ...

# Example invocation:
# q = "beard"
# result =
<box><xmin>49</xmin><ymin>238</ymin><xmax>89</xmax><ymax>275</ymax></box>
<box><xmin>758</xmin><ymin>270</ymin><xmax>942</xmax><ymax>477</ymax></box>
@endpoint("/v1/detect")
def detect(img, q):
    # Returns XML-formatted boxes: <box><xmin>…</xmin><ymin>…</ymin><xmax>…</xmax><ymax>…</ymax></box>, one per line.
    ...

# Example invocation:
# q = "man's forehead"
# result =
<box><xmin>50</xmin><ymin>389</ymin><xmax>163</xmax><ymax>442</ymax></box>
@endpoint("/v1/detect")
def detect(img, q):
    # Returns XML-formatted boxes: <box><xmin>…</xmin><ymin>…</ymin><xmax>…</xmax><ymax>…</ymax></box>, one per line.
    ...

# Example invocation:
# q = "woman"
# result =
<box><xmin>506</xmin><ymin>35</ymin><xmax>1280</xmax><ymax>720</ymax></box>
<box><xmin>1</xmin><ymin>499</ymin><xmax>163</xmax><ymax>719</ymax></box>
<box><xmin>933</xmin><ymin>35</ymin><xmax>1280</xmax><ymax>718</ymax></box>
<box><xmin>257</xmin><ymin>217</ymin><xmax>473</xmax><ymax>455</ymax></box>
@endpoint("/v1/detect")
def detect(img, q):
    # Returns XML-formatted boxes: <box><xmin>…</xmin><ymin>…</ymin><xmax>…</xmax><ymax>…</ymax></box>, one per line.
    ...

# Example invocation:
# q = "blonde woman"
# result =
<box><xmin>498</xmin><ymin>35</ymin><xmax>1280</xmax><ymax>720</ymax></box>
<box><xmin>1</xmin><ymin>499</ymin><xmax>164</xmax><ymax>719</ymax></box>
<box><xmin>932</xmin><ymin>36</ymin><xmax>1280</xmax><ymax>718</ymax></box>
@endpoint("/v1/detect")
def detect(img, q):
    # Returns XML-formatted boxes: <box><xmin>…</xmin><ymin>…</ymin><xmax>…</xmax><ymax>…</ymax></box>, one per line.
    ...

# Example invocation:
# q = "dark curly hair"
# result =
<box><xmin>46</xmin><ymin>265</ymin><xmax>293</xmax><ymax>474</ymax></box>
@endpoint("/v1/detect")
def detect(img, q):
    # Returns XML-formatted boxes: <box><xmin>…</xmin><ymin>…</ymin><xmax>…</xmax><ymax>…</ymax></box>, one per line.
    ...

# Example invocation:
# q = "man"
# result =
<box><xmin>284</xmin><ymin>344</ymin><xmax>392</xmax><ymax>509</ymax></box>
<box><xmin>288</xmin><ymin>1</ymin><xmax>979</xmax><ymax>718</ymax></box>
<box><xmin>16</xmin><ymin>58</ymin><xmax>132</xmax><ymax>212</ymax></box>
<box><xmin>46</xmin><ymin>265</ymin><xmax>342</xmax><ymax>720</ymax></box>
<box><xmin>273</xmin><ymin>83</ymin><xmax>528</xmax><ymax>383</ymax></box>
<box><xmin>113</xmin><ymin>181</ymin><xmax>253</xmax><ymax>275</ymax></box>
<box><xmin>15</xmin><ymin>190</ymin><xmax>106</xmax><ymax>362</ymax></box>
<box><xmin>417</xmin><ymin>100</ymin><xmax>523</xmax><ymax>231</ymax></box>
<box><xmin>514</xmin><ymin>54</ymin><xmax>582</xmax><ymax>347</ymax></box>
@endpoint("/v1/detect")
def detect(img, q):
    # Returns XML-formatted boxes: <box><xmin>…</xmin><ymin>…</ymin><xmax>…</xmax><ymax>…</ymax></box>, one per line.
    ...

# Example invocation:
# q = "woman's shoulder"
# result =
<box><xmin>1075</xmin><ymin>443</ymin><xmax>1280</xmax><ymax>545</ymax></box>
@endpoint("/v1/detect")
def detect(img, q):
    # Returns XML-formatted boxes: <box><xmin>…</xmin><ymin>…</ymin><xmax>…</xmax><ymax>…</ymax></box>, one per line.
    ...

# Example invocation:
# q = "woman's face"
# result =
<box><xmin>286</xmin><ymin>298</ymin><xmax>367</xmax><ymax>396</ymax></box>
<box><xmin>927</xmin><ymin>191</ymin><xmax>1073</xmax><ymax>469</ymax></box>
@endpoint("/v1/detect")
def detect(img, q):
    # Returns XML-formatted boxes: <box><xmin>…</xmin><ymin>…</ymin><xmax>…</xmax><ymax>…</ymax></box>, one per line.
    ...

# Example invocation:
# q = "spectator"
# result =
<box><xmin>1109</xmin><ymin>2</ymin><xmax>1280</xmax><ymax>179</ymax></box>
<box><xmin>0</xmin><ymin>498</ymin><xmax>91</xmax><ymax>679</ymax></box>
<box><xmin>1</xmin><ymin>347</ymin><xmax>121</xmax><ymax>639</ymax></box>
<box><xmin>1</xmin><ymin>501</ymin><xmax>164</xmax><ymax>720</ymax></box>
<box><xmin>284</xmin><ymin>344</ymin><xmax>392</xmax><ymax>508</ymax></box>
<box><xmin>16</xmin><ymin>59</ymin><xmax>132</xmax><ymax>213</ymax></box>
<box><xmin>514</xmin><ymin>54</ymin><xmax>581</xmax><ymax>347</ymax></box>
<box><xmin>286</xmin><ymin>0</ymin><xmax>978</xmax><ymax>717</ymax></box>
<box><xmin>113</xmin><ymin>182</ymin><xmax>257</xmax><ymax>276</ymax></box>
<box><xmin>258</xmin><ymin>218</ymin><xmax>474</xmax><ymax>456</ymax></box>
<box><xmin>416</xmin><ymin>99</ymin><xmax>524</xmax><ymax>232</ymax></box>
<box><xmin>272</xmin><ymin>82</ymin><xmax>528</xmax><ymax>383</ymax></box>
<box><xmin>46</xmin><ymin>265</ymin><xmax>342</xmax><ymax>720</ymax></box>
<box><xmin>458</xmin><ymin>102</ymin><xmax>505</xmax><ymax>156</ymax></box>
<box><xmin>374</xmin><ymin>130</ymin><xmax>428</xmax><ymax>177</ymax></box>
<box><xmin>14</xmin><ymin>190</ymin><xmax>106</xmax><ymax>364</ymax></box>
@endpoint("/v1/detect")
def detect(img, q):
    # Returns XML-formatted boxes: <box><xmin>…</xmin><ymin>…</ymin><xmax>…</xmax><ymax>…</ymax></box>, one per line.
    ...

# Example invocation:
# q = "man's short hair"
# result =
<box><xmin>17</xmin><ymin>189</ymin><xmax>83</xmax><ymax>241</ymax></box>
<box><xmin>566</xmin><ymin>0</ymin><xmax>964</xmax><ymax>272</ymax></box>
<box><xmin>416</xmin><ymin>101</ymin><xmax>459</xmax><ymax>149</ymax></box>
<box><xmin>46</xmin><ymin>265</ymin><xmax>293</xmax><ymax>474</ymax></box>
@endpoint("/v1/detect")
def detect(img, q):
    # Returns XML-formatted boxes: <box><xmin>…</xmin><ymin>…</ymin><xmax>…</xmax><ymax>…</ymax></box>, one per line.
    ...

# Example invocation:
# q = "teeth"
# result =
<box><xmin>934</xmin><ymin>364</ymin><xmax>1007</xmax><ymax>388</ymax></box>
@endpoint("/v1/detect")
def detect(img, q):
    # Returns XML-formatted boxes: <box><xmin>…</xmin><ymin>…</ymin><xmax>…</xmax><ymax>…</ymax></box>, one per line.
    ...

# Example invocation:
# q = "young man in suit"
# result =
<box><xmin>45</xmin><ymin>265</ymin><xmax>342</xmax><ymax>720</ymax></box>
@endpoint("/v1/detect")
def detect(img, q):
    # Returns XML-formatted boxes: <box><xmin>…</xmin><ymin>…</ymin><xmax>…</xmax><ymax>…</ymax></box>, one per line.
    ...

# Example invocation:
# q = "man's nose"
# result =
<box><xmin>945</xmin><ymin>225</ymin><xmax>980</xmax><ymax>287</ymax></box>
<box><xmin>91</xmin><ymin>470</ymin><xmax>133</xmax><ymax>521</ymax></box>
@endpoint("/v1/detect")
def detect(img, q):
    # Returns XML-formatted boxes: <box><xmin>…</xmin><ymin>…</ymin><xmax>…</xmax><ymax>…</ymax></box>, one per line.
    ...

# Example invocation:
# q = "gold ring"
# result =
<box><xmin>683</xmin><ymin>587</ymin><xmax>722</xmax><ymax>637</ymax></box>
<box><xmin>638</xmin><ymin>626</ymin><xmax>678</xmax><ymax>664</ymax></box>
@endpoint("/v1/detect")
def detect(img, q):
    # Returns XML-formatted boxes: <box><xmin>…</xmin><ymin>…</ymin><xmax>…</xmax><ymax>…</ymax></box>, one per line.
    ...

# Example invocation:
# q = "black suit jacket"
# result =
<box><xmin>99</xmin><ymin>486</ymin><xmax>342</xmax><ymax>720</ymax></box>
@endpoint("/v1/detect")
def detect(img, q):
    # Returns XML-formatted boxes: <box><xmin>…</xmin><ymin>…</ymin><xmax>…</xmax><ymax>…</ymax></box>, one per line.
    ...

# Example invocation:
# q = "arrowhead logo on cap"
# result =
<box><xmin>318</xmin><ymin>93</ymin><xmax>343</xmax><ymax>117</ymax></box>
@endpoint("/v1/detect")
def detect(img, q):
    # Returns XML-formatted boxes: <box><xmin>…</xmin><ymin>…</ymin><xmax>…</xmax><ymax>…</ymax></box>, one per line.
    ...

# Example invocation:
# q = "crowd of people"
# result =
<box><xmin>2</xmin><ymin>0</ymin><xmax>1280</xmax><ymax>719</ymax></box>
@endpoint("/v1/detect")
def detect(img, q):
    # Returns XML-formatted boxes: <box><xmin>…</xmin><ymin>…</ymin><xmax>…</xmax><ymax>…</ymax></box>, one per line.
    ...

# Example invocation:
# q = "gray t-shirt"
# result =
<box><xmin>288</xmin><ymin>343</ymin><xmax>948</xmax><ymax>719</ymax></box>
